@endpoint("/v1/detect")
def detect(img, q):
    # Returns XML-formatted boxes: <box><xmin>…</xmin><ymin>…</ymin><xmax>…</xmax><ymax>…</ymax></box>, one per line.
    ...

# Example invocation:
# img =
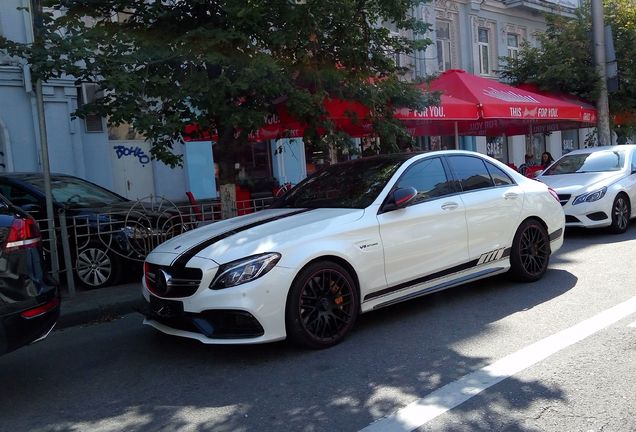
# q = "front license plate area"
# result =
<box><xmin>149</xmin><ymin>295</ymin><xmax>184</xmax><ymax>319</ymax></box>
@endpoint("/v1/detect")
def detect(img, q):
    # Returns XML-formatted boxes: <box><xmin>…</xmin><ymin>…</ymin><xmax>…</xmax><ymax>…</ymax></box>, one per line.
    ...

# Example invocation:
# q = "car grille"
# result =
<box><xmin>565</xmin><ymin>215</ymin><xmax>581</xmax><ymax>223</ymax></box>
<box><xmin>557</xmin><ymin>194</ymin><xmax>571</xmax><ymax>206</ymax></box>
<box><xmin>144</xmin><ymin>264</ymin><xmax>203</xmax><ymax>298</ymax></box>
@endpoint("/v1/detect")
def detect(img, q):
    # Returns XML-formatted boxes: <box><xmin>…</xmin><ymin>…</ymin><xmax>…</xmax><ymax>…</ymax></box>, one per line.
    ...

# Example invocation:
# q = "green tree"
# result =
<box><xmin>500</xmin><ymin>0</ymin><xmax>636</xmax><ymax>139</ymax></box>
<box><xmin>0</xmin><ymin>0</ymin><xmax>436</xmax><ymax>182</ymax></box>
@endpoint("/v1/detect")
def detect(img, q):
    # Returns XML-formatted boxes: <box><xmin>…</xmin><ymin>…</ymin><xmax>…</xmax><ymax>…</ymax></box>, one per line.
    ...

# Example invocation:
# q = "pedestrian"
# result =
<box><xmin>540</xmin><ymin>152</ymin><xmax>555</xmax><ymax>169</ymax></box>
<box><xmin>519</xmin><ymin>154</ymin><xmax>535</xmax><ymax>176</ymax></box>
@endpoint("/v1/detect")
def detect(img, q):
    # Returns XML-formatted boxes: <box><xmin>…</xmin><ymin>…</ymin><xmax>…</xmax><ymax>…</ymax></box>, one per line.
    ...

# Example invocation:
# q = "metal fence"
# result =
<box><xmin>29</xmin><ymin>195</ymin><xmax>274</xmax><ymax>295</ymax></box>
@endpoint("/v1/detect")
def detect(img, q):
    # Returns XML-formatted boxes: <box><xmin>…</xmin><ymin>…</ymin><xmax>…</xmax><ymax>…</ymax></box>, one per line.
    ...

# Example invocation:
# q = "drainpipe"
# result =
<box><xmin>27</xmin><ymin>0</ymin><xmax>60</xmax><ymax>281</ymax></box>
<box><xmin>591</xmin><ymin>0</ymin><xmax>611</xmax><ymax>146</ymax></box>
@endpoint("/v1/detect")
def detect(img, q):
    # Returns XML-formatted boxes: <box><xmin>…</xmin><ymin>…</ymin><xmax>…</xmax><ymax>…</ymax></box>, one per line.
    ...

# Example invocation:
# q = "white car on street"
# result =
<box><xmin>141</xmin><ymin>151</ymin><xmax>564</xmax><ymax>349</ymax></box>
<box><xmin>537</xmin><ymin>145</ymin><xmax>636</xmax><ymax>233</ymax></box>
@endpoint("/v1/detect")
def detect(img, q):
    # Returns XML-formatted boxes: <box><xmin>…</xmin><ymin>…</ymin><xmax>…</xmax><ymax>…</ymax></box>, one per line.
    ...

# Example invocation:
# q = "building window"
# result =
<box><xmin>436</xmin><ymin>21</ymin><xmax>452</xmax><ymax>71</ymax></box>
<box><xmin>478</xmin><ymin>28</ymin><xmax>490</xmax><ymax>75</ymax></box>
<box><xmin>78</xmin><ymin>83</ymin><xmax>105</xmax><ymax>133</ymax></box>
<box><xmin>507</xmin><ymin>33</ymin><xmax>519</xmax><ymax>60</ymax></box>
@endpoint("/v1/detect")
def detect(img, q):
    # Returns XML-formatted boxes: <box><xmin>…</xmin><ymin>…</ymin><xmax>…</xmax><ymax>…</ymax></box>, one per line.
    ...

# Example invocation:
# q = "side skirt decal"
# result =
<box><xmin>372</xmin><ymin>267</ymin><xmax>507</xmax><ymax>310</ymax></box>
<box><xmin>171</xmin><ymin>208</ymin><xmax>314</xmax><ymax>268</ymax></box>
<box><xmin>364</xmin><ymin>247</ymin><xmax>511</xmax><ymax>302</ymax></box>
<box><xmin>549</xmin><ymin>228</ymin><xmax>563</xmax><ymax>242</ymax></box>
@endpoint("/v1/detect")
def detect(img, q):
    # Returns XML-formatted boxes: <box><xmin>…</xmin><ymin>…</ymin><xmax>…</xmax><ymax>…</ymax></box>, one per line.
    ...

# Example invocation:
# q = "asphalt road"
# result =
<box><xmin>1</xmin><ymin>227</ymin><xmax>635</xmax><ymax>432</ymax></box>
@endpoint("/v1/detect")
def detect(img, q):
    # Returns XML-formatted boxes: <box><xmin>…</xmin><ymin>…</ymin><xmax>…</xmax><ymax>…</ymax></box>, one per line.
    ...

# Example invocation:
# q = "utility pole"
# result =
<box><xmin>29</xmin><ymin>0</ymin><xmax>60</xmax><ymax>281</ymax></box>
<box><xmin>591</xmin><ymin>0</ymin><xmax>611</xmax><ymax>146</ymax></box>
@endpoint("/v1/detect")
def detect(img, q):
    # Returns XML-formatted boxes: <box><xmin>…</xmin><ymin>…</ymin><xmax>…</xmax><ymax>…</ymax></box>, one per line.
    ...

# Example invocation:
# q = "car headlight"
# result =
<box><xmin>210</xmin><ymin>253</ymin><xmax>281</xmax><ymax>290</ymax></box>
<box><xmin>572</xmin><ymin>187</ymin><xmax>607</xmax><ymax>205</ymax></box>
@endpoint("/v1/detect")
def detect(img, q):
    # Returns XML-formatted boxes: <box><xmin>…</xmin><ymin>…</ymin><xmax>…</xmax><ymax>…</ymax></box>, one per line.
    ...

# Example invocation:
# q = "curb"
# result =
<box><xmin>57</xmin><ymin>297</ymin><xmax>145</xmax><ymax>329</ymax></box>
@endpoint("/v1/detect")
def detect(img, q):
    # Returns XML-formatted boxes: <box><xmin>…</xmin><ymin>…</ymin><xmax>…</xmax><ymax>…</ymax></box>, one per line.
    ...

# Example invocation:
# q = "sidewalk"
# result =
<box><xmin>58</xmin><ymin>282</ymin><xmax>145</xmax><ymax>329</ymax></box>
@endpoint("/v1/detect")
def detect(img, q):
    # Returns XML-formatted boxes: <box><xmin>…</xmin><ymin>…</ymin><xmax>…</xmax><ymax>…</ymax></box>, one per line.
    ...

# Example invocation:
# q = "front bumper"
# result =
<box><xmin>141</xmin><ymin>264</ymin><xmax>295</xmax><ymax>344</ymax></box>
<box><xmin>562</xmin><ymin>198</ymin><xmax>612</xmax><ymax>228</ymax></box>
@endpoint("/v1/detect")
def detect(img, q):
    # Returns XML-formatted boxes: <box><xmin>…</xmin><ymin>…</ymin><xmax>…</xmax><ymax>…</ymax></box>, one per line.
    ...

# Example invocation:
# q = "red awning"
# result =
<box><xmin>184</xmin><ymin>70</ymin><xmax>596</xmax><ymax>142</ymax></box>
<box><xmin>517</xmin><ymin>83</ymin><xmax>597</xmax><ymax>124</ymax></box>
<box><xmin>433</xmin><ymin>69</ymin><xmax>583</xmax><ymax>121</ymax></box>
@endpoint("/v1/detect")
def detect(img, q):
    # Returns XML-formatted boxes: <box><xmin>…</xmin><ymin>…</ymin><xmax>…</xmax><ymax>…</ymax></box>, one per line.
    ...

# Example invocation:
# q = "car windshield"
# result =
<box><xmin>273</xmin><ymin>157</ymin><xmax>407</xmax><ymax>209</ymax></box>
<box><xmin>543</xmin><ymin>150</ymin><xmax>626</xmax><ymax>175</ymax></box>
<box><xmin>28</xmin><ymin>177</ymin><xmax>128</xmax><ymax>208</ymax></box>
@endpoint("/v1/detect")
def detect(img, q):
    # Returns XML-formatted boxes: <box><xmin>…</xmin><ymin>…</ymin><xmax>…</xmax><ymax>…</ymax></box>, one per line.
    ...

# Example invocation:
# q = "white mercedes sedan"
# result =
<box><xmin>537</xmin><ymin>145</ymin><xmax>636</xmax><ymax>233</ymax></box>
<box><xmin>141</xmin><ymin>151</ymin><xmax>564</xmax><ymax>349</ymax></box>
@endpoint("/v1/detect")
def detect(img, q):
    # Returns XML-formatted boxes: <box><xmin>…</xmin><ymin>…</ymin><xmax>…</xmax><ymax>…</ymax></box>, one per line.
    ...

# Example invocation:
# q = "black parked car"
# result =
<box><xmin>0</xmin><ymin>195</ymin><xmax>59</xmax><ymax>355</ymax></box>
<box><xmin>0</xmin><ymin>174</ymin><xmax>183</xmax><ymax>289</ymax></box>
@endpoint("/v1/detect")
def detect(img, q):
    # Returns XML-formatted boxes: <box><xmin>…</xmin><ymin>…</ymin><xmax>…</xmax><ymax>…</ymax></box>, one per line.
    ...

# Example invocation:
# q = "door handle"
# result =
<box><xmin>504</xmin><ymin>192</ymin><xmax>518</xmax><ymax>200</ymax></box>
<box><xmin>441</xmin><ymin>202</ymin><xmax>459</xmax><ymax>211</ymax></box>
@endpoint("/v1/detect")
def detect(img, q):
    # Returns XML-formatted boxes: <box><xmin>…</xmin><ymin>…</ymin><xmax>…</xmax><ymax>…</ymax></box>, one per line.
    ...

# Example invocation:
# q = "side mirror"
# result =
<box><xmin>382</xmin><ymin>187</ymin><xmax>418</xmax><ymax>213</ymax></box>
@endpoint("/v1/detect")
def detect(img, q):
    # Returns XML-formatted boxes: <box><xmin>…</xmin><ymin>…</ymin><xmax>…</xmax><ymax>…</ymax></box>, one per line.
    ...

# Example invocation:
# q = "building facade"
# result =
<box><xmin>0</xmin><ymin>0</ymin><xmax>600</xmax><ymax>204</ymax></box>
<box><xmin>408</xmin><ymin>0</ymin><xmax>593</xmax><ymax>167</ymax></box>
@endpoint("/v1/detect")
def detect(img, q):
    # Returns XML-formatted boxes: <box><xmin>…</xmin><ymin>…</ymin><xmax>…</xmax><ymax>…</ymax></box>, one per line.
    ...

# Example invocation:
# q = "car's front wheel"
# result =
<box><xmin>609</xmin><ymin>193</ymin><xmax>630</xmax><ymax>234</ymax></box>
<box><xmin>75</xmin><ymin>242</ymin><xmax>121</xmax><ymax>289</ymax></box>
<box><xmin>285</xmin><ymin>261</ymin><xmax>359</xmax><ymax>349</ymax></box>
<box><xmin>509</xmin><ymin>219</ymin><xmax>550</xmax><ymax>282</ymax></box>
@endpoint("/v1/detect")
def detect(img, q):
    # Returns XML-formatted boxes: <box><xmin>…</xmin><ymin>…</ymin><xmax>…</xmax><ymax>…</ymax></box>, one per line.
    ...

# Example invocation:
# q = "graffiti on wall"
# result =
<box><xmin>114</xmin><ymin>145</ymin><xmax>151</xmax><ymax>165</ymax></box>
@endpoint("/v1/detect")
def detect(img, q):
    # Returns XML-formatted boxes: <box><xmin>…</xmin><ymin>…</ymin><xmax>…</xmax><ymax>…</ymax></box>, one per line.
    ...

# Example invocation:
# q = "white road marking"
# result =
<box><xmin>628</xmin><ymin>320</ymin><xmax>636</xmax><ymax>328</ymax></box>
<box><xmin>361</xmin><ymin>295</ymin><xmax>636</xmax><ymax>432</ymax></box>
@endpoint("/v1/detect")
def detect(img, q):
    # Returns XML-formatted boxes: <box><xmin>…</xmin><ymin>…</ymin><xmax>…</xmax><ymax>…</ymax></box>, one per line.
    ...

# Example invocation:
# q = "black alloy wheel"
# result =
<box><xmin>286</xmin><ymin>261</ymin><xmax>359</xmax><ymax>349</ymax></box>
<box><xmin>75</xmin><ymin>242</ymin><xmax>121</xmax><ymax>289</ymax></box>
<box><xmin>509</xmin><ymin>219</ymin><xmax>550</xmax><ymax>282</ymax></box>
<box><xmin>609</xmin><ymin>194</ymin><xmax>630</xmax><ymax>234</ymax></box>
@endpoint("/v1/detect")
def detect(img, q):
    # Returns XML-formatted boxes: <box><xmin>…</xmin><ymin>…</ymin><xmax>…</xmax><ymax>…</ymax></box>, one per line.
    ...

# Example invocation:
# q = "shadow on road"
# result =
<box><xmin>0</xmin><ymin>264</ymin><xmax>578</xmax><ymax>432</ymax></box>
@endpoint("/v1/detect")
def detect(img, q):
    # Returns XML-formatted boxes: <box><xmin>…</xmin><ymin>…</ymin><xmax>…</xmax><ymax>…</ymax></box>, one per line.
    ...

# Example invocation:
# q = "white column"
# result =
<box><xmin>475</xmin><ymin>136</ymin><xmax>487</xmax><ymax>154</ymax></box>
<box><xmin>508</xmin><ymin>135</ymin><xmax>526</xmax><ymax>167</ymax></box>
<box><xmin>547</xmin><ymin>131</ymin><xmax>562</xmax><ymax>159</ymax></box>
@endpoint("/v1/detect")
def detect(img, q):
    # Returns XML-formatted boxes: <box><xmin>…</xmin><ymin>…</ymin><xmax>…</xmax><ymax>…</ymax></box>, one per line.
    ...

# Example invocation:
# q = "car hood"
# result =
<box><xmin>151</xmin><ymin>207</ymin><xmax>365</xmax><ymax>265</ymax></box>
<box><xmin>538</xmin><ymin>171</ymin><xmax>624</xmax><ymax>194</ymax></box>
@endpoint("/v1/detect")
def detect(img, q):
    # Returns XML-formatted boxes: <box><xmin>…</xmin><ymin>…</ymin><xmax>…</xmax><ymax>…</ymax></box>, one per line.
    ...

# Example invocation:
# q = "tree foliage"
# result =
<box><xmin>0</xmin><ymin>0</ymin><xmax>436</xmax><ymax>181</ymax></box>
<box><xmin>500</xmin><ymin>0</ymin><xmax>636</xmax><ymax>137</ymax></box>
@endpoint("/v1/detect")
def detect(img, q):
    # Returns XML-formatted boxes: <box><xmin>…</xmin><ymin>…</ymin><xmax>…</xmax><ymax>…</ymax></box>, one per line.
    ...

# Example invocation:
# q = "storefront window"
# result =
<box><xmin>486</xmin><ymin>136</ymin><xmax>508</xmax><ymax>162</ymax></box>
<box><xmin>527</xmin><ymin>134</ymin><xmax>546</xmax><ymax>164</ymax></box>
<box><xmin>215</xmin><ymin>141</ymin><xmax>274</xmax><ymax>193</ymax></box>
<box><xmin>561</xmin><ymin>129</ymin><xmax>579</xmax><ymax>154</ymax></box>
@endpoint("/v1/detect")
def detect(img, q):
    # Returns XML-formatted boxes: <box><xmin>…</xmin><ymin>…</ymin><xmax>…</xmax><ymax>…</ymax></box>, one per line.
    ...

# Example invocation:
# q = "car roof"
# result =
<box><xmin>563</xmin><ymin>145</ymin><xmax>636</xmax><ymax>156</ymax></box>
<box><xmin>0</xmin><ymin>172</ymin><xmax>77</xmax><ymax>180</ymax></box>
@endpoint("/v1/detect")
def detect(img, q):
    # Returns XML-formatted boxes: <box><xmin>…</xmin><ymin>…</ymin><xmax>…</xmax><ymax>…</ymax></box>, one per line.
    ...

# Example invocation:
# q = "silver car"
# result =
<box><xmin>537</xmin><ymin>145</ymin><xmax>636</xmax><ymax>233</ymax></box>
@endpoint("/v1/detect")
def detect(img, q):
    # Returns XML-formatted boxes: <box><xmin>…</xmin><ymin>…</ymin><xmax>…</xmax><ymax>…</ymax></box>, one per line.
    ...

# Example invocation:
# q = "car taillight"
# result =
<box><xmin>4</xmin><ymin>216</ymin><xmax>42</xmax><ymax>252</ymax></box>
<box><xmin>548</xmin><ymin>188</ymin><xmax>560</xmax><ymax>203</ymax></box>
<box><xmin>20</xmin><ymin>296</ymin><xmax>60</xmax><ymax>319</ymax></box>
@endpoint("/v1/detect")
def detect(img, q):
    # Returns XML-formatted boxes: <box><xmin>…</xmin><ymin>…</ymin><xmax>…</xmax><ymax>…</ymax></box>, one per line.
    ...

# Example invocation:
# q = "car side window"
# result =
<box><xmin>447</xmin><ymin>156</ymin><xmax>494</xmax><ymax>192</ymax></box>
<box><xmin>484</xmin><ymin>161</ymin><xmax>514</xmax><ymax>186</ymax></box>
<box><xmin>395</xmin><ymin>157</ymin><xmax>454</xmax><ymax>204</ymax></box>
<box><xmin>0</xmin><ymin>183</ymin><xmax>40</xmax><ymax>207</ymax></box>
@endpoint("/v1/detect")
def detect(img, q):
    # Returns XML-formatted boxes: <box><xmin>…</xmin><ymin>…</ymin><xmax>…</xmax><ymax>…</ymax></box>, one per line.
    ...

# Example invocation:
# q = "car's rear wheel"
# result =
<box><xmin>509</xmin><ymin>219</ymin><xmax>550</xmax><ymax>282</ymax></box>
<box><xmin>609</xmin><ymin>193</ymin><xmax>630</xmax><ymax>234</ymax></box>
<box><xmin>75</xmin><ymin>242</ymin><xmax>121</xmax><ymax>289</ymax></box>
<box><xmin>285</xmin><ymin>261</ymin><xmax>359</xmax><ymax>349</ymax></box>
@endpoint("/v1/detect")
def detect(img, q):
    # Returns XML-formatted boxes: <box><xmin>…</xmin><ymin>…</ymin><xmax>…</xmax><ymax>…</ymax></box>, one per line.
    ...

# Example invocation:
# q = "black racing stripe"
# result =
<box><xmin>364</xmin><ymin>247</ymin><xmax>512</xmax><ymax>302</ymax></box>
<box><xmin>171</xmin><ymin>208</ymin><xmax>314</xmax><ymax>268</ymax></box>
<box><xmin>549</xmin><ymin>228</ymin><xmax>563</xmax><ymax>242</ymax></box>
